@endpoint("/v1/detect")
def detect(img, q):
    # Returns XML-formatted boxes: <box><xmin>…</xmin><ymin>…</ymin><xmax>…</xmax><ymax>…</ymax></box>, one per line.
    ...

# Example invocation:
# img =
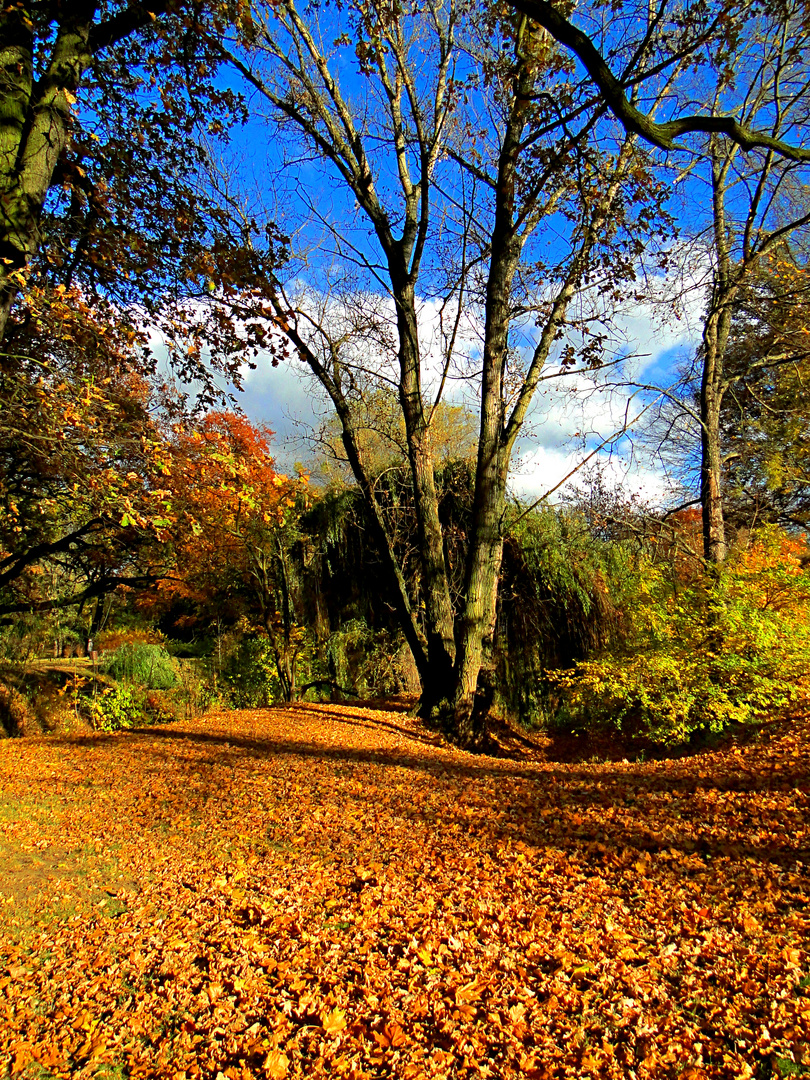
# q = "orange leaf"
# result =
<box><xmin>384</xmin><ymin>1022</ymin><xmax>407</xmax><ymax>1048</ymax></box>
<box><xmin>455</xmin><ymin>976</ymin><xmax>488</xmax><ymax>1003</ymax></box>
<box><xmin>322</xmin><ymin>1008</ymin><xmax>347</xmax><ymax>1035</ymax></box>
<box><xmin>264</xmin><ymin>1050</ymin><xmax>289</xmax><ymax>1079</ymax></box>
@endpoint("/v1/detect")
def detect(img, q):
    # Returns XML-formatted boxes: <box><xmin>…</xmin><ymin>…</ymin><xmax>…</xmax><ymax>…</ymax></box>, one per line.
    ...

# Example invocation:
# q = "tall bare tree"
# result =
<box><xmin>207</xmin><ymin>0</ymin><xmax>673</xmax><ymax>744</ymax></box>
<box><xmin>608</xmin><ymin>2</ymin><xmax>810</xmax><ymax>563</ymax></box>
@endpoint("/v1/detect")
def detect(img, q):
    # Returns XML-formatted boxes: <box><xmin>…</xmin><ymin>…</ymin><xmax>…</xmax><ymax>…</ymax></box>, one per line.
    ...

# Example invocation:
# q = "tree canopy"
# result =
<box><xmin>1</xmin><ymin>0</ymin><xmax>809</xmax><ymax>749</ymax></box>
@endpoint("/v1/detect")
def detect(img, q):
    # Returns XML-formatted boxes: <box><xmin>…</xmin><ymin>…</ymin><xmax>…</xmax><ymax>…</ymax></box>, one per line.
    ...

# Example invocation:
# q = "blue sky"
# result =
<box><xmin>232</xmin><ymin>276</ymin><xmax>704</xmax><ymax>504</ymax></box>
<box><xmin>180</xmin><ymin>0</ymin><xmax>809</xmax><ymax>509</ymax></box>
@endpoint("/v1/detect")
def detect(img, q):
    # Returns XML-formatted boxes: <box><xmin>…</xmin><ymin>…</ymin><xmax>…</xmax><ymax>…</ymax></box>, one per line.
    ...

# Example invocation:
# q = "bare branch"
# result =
<box><xmin>510</xmin><ymin>0</ymin><xmax>810</xmax><ymax>161</ymax></box>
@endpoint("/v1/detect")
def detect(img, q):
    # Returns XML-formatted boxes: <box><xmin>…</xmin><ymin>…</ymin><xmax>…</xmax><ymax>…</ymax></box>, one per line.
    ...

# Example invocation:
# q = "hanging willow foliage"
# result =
<box><xmin>295</xmin><ymin>464</ymin><xmax>626</xmax><ymax>720</ymax></box>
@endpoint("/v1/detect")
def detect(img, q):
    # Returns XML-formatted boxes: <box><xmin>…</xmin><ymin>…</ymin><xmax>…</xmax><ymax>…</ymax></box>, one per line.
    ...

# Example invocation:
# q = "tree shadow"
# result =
<box><xmin>50</xmin><ymin>716</ymin><xmax>810</xmax><ymax>795</ymax></box>
<box><xmin>48</xmin><ymin>714</ymin><xmax>809</xmax><ymax>872</ymax></box>
<box><xmin>281</xmin><ymin>701</ymin><xmax>445</xmax><ymax>749</ymax></box>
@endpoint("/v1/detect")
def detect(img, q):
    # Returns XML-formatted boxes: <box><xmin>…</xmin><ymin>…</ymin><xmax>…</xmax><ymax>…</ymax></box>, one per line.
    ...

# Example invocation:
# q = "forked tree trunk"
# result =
<box><xmin>442</xmin><ymin>44</ymin><xmax>584</xmax><ymax>748</ymax></box>
<box><xmin>255</xmin><ymin>4</ymin><xmax>632</xmax><ymax>750</ymax></box>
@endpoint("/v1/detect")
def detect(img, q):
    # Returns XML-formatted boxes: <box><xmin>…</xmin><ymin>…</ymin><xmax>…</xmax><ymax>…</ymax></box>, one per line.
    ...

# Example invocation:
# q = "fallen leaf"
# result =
<box><xmin>322</xmin><ymin>1008</ymin><xmax>347</xmax><ymax>1035</ymax></box>
<box><xmin>264</xmin><ymin>1050</ymin><xmax>290</xmax><ymax>1078</ymax></box>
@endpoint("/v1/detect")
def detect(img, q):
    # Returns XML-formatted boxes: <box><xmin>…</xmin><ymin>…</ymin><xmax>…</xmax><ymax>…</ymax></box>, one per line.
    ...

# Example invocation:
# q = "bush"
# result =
<box><xmin>102</xmin><ymin>643</ymin><xmax>179</xmax><ymax>689</ymax></box>
<box><xmin>174</xmin><ymin>659</ymin><xmax>220</xmax><ymax>719</ymax></box>
<box><xmin>326</xmin><ymin>622</ymin><xmax>416</xmax><ymax>698</ymax></box>
<box><xmin>221</xmin><ymin>636</ymin><xmax>280</xmax><ymax>708</ymax></box>
<box><xmin>495</xmin><ymin>507</ymin><xmax>629</xmax><ymax>728</ymax></box>
<box><xmin>96</xmin><ymin>628</ymin><xmax>163</xmax><ymax>652</ymax></box>
<box><xmin>144</xmin><ymin>689</ymin><xmax>184</xmax><ymax>724</ymax></box>
<box><xmin>0</xmin><ymin>680</ymin><xmax>37</xmax><ymax>736</ymax></box>
<box><xmin>90</xmin><ymin>685</ymin><xmax>146</xmax><ymax>731</ymax></box>
<box><xmin>549</xmin><ymin>527</ymin><xmax>810</xmax><ymax>744</ymax></box>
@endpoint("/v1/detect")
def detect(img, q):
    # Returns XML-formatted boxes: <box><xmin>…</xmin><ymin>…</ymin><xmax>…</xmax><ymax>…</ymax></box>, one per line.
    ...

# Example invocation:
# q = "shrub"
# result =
<box><xmin>144</xmin><ymin>690</ymin><xmax>184</xmax><ymax>724</ymax></box>
<box><xmin>96</xmin><ymin>628</ymin><xmax>163</xmax><ymax>652</ymax></box>
<box><xmin>174</xmin><ymin>659</ymin><xmax>220</xmax><ymax>719</ymax></box>
<box><xmin>221</xmin><ymin>636</ymin><xmax>280</xmax><ymax>708</ymax></box>
<box><xmin>102</xmin><ymin>643</ymin><xmax>179</xmax><ymax>689</ymax></box>
<box><xmin>90</xmin><ymin>685</ymin><xmax>146</xmax><ymax>731</ymax></box>
<box><xmin>322</xmin><ymin>621</ymin><xmax>417</xmax><ymax>698</ymax></box>
<box><xmin>0</xmin><ymin>681</ymin><xmax>37</xmax><ymax>736</ymax></box>
<box><xmin>549</xmin><ymin>526</ymin><xmax>810</xmax><ymax>744</ymax></box>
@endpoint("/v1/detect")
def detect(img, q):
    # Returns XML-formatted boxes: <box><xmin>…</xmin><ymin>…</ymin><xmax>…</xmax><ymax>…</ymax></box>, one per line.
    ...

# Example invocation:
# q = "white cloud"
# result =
<box><xmin>511</xmin><ymin>442</ymin><xmax>677</xmax><ymax>505</ymax></box>
<box><xmin>232</xmin><ymin>265</ymin><xmax>705</xmax><ymax>502</ymax></box>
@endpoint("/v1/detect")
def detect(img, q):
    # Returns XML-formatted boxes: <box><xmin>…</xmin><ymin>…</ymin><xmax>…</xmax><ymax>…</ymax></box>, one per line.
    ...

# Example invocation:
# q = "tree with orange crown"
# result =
<box><xmin>152</xmin><ymin>412</ymin><xmax>310</xmax><ymax>701</ymax></box>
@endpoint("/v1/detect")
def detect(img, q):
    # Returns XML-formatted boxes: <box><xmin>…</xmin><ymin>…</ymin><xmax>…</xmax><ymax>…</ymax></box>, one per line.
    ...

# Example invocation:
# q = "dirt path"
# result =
<box><xmin>1</xmin><ymin>703</ymin><xmax>808</xmax><ymax>1079</ymax></box>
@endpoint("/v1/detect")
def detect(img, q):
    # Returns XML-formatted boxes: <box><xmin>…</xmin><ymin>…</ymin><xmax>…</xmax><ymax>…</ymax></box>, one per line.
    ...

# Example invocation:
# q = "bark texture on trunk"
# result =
<box><xmin>445</xmin><ymin>65</ymin><xmax>636</xmax><ymax>748</ymax></box>
<box><xmin>699</xmin><ymin>313</ymin><xmax>728</xmax><ymax>566</ymax></box>
<box><xmin>700</xmin><ymin>140</ymin><xmax>735</xmax><ymax>566</ymax></box>
<box><xmin>0</xmin><ymin>4</ymin><xmax>95</xmax><ymax>339</ymax></box>
<box><xmin>393</xmin><ymin>278</ymin><xmax>456</xmax><ymax>698</ymax></box>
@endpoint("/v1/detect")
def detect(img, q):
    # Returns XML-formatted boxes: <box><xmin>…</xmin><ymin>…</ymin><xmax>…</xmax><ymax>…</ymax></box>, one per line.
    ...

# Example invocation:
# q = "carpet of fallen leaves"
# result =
<box><xmin>1</xmin><ymin>703</ymin><xmax>809</xmax><ymax>1080</ymax></box>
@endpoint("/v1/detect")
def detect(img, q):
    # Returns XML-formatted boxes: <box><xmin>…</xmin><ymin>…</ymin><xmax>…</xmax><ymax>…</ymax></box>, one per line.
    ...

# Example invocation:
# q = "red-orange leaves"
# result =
<box><xmin>1</xmin><ymin>702</ymin><xmax>808</xmax><ymax>1078</ymax></box>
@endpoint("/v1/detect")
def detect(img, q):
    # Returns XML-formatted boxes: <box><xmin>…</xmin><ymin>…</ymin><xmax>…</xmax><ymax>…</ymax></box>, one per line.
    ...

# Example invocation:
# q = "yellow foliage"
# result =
<box><xmin>548</xmin><ymin>526</ymin><xmax>810</xmax><ymax>743</ymax></box>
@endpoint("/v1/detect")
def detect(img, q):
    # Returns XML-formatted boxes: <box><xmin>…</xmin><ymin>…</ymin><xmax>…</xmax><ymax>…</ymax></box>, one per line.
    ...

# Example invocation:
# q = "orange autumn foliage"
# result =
<box><xmin>153</xmin><ymin>411</ymin><xmax>307</xmax><ymax>609</ymax></box>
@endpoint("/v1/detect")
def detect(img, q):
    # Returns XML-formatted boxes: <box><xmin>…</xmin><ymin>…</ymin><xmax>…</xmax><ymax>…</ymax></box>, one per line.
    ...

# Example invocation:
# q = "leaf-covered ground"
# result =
<box><xmin>1</xmin><ymin>703</ymin><xmax>808</xmax><ymax>1080</ymax></box>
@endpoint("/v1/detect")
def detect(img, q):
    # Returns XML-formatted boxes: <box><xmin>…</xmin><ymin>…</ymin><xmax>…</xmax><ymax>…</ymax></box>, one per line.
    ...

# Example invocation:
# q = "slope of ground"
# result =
<box><xmin>1</xmin><ymin>703</ymin><xmax>808</xmax><ymax>1079</ymax></box>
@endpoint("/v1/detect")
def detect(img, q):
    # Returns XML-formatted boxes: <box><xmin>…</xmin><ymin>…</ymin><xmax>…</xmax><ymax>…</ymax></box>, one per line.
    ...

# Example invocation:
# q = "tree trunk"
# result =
<box><xmin>700</xmin><ymin>140</ymin><xmax>735</xmax><ymax>566</ymax></box>
<box><xmin>452</xmin><ymin>481</ymin><xmax>506</xmax><ymax>747</ymax></box>
<box><xmin>0</xmin><ymin>6</ymin><xmax>93</xmax><ymax>339</ymax></box>
<box><xmin>442</xmin><ymin>44</ymin><xmax>533</xmax><ymax>747</ymax></box>
<box><xmin>699</xmin><ymin>329</ymin><xmax>727</xmax><ymax>565</ymax></box>
<box><xmin>392</xmin><ymin>277</ymin><xmax>457</xmax><ymax>707</ymax></box>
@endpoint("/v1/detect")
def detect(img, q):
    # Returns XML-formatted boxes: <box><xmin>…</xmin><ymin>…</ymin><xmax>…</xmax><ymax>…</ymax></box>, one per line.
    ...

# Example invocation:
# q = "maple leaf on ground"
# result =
<box><xmin>321</xmin><ymin>1008</ymin><xmax>347</xmax><ymax>1035</ymax></box>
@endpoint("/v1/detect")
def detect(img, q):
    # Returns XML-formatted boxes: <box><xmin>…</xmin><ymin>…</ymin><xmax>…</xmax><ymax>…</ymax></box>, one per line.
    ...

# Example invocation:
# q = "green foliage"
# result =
<box><xmin>0</xmin><ymin>614</ymin><xmax>47</xmax><ymax>663</ymax></box>
<box><xmin>722</xmin><ymin>256</ymin><xmax>810</xmax><ymax>531</ymax></box>
<box><xmin>102</xmin><ymin>644</ymin><xmax>179</xmax><ymax>690</ymax></box>
<box><xmin>90</xmin><ymin>685</ymin><xmax>146</xmax><ymax>732</ymax></box>
<box><xmin>550</xmin><ymin>527</ymin><xmax>810</xmax><ymax>744</ymax></box>
<box><xmin>89</xmin><ymin>681</ymin><xmax>197</xmax><ymax>731</ymax></box>
<box><xmin>221</xmin><ymin>637</ymin><xmax>280</xmax><ymax>708</ymax></box>
<box><xmin>326</xmin><ymin>620</ymin><xmax>371</xmax><ymax>694</ymax></box>
<box><xmin>326</xmin><ymin>621</ymin><xmax>413</xmax><ymax>698</ymax></box>
<box><xmin>497</xmin><ymin>507</ymin><xmax>628</xmax><ymax>727</ymax></box>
